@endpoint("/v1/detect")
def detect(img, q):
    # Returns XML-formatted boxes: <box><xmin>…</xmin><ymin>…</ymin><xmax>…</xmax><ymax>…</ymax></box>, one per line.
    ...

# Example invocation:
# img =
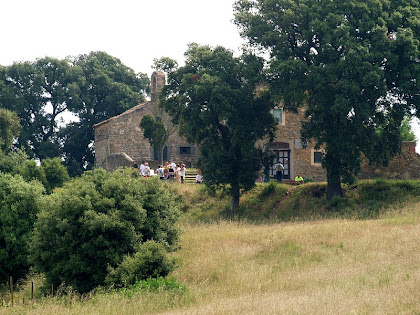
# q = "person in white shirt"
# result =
<box><xmin>140</xmin><ymin>161</ymin><xmax>146</xmax><ymax>176</ymax></box>
<box><xmin>179</xmin><ymin>164</ymin><xmax>186</xmax><ymax>184</ymax></box>
<box><xmin>144</xmin><ymin>163</ymin><xmax>151</xmax><ymax>177</ymax></box>
<box><xmin>195</xmin><ymin>171</ymin><xmax>203</xmax><ymax>184</ymax></box>
<box><xmin>157</xmin><ymin>165</ymin><xmax>165</xmax><ymax>180</ymax></box>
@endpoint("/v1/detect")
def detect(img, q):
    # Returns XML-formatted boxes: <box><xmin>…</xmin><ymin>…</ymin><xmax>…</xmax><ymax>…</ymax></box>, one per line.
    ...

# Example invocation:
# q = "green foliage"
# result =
<box><xmin>399</xmin><ymin>117</ymin><xmax>417</xmax><ymax>142</ymax></box>
<box><xmin>41</xmin><ymin>157</ymin><xmax>70</xmax><ymax>193</ymax></box>
<box><xmin>14</xmin><ymin>159</ymin><xmax>47</xmax><ymax>187</ymax></box>
<box><xmin>234</xmin><ymin>0</ymin><xmax>420</xmax><ymax>199</ymax></box>
<box><xmin>153</xmin><ymin>57</ymin><xmax>179</xmax><ymax>74</ymax></box>
<box><xmin>160</xmin><ymin>44</ymin><xmax>277</xmax><ymax>211</ymax></box>
<box><xmin>179</xmin><ymin>180</ymin><xmax>420</xmax><ymax>223</ymax></box>
<box><xmin>30</xmin><ymin>169</ymin><xmax>181</xmax><ymax>293</ymax></box>
<box><xmin>140</xmin><ymin>115</ymin><xmax>168</xmax><ymax>163</ymax></box>
<box><xmin>0</xmin><ymin>108</ymin><xmax>21</xmax><ymax>152</ymax></box>
<box><xmin>0</xmin><ymin>52</ymin><xmax>150</xmax><ymax>174</ymax></box>
<box><xmin>0</xmin><ymin>150</ymin><xmax>29</xmax><ymax>174</ymax></box>
<box><xmin>258</xmin><ymin>180</ymin><xmax>278</xmax><ymax>200</ymax></box>
<box><xmin>0</xmin><ymin>173</ymin><xmax>44</xmax><ymax>283</ymax></box>
<box><xmin>131</xmin><ymin>276</ymin><xmax>187</xmax><ymax>293</ymax></box>
<box><xmin>0</xmin><ymin>153</ymin><xmax>69</xmax><ymax>193</ymax></box>
<box><xmin>62</xmin><ymin>51</ymin><xmax>150</xmax><ymax>173</ymax></box>
<box><xmin>105</xmin><ymin>241</ymin><xmax>176</xmax><ymax>287</ymax></box>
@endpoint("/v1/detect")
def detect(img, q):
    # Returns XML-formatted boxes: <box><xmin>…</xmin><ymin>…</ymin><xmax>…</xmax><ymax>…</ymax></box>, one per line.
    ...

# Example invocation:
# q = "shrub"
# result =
<box><xmin>30</xmin><ymin>169</ymin><xmax>181</xmax><ymax>293</ymax></box>
<box><xmin>105</xmin><ymin>241</ymin><xmax>176</xmax><ymax>287</ymax></box>
<box><xmin>14</xmin><ymin>159</ymin><xmax>47</xmax><ymax>187</ymax></box>
<box><xmin>0</xmin><ymin>173</ymin><xmax>44</xmax><ymax>283</ymax></box>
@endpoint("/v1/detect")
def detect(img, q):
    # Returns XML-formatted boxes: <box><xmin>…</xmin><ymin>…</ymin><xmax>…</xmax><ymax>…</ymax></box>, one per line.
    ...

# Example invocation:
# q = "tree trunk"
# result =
<box><xmin>326</xmin><ymin>167</ymin><xmax>343</xmax><ymax>200</ymax></box>
<box><xmin>230</xmin><ymin>189</ymin><xmax>240</xmax><ymax>215</ymax></box>
<box><xmin>327</xmin><ymin>180</ymin><xmax>343</xmax><ymax>200</ymax></box>
<box><xmin>159</xmin><ymin>146</ymin><xmax>164</xmax><ymax>165</ymax></box>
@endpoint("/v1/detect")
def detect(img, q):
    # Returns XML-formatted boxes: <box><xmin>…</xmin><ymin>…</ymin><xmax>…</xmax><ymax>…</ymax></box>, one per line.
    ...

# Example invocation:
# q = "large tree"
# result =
<box><xmin>0</xmin><ymin>52</ymin><xmax>149</xmax><ymax>175</ymax></box>
<box><xmin>160</xmin><ymin>44</ymin><xmax>276</xmax><ymax>212</ymax></box>
<box><xmin>234</xmin><ymin>0</ymin><xmax>420</xmax><ymax>199</ymax></box>
<box><xmin>64</xmin><ymin>51</ymin><xmax>150</xmax><ymax>175</ymax></box>
<box><xmin>0</xmin><ymin>62</ymin><xmax>46</xmax><ymax>158</ymax></box>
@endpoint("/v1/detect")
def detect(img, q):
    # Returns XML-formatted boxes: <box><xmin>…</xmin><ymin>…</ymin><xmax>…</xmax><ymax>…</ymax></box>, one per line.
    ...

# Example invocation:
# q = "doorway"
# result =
<box><xmin>270</xmin><ymin>150</ymin><xmax>291</xmax><ymax>180</ymax></box>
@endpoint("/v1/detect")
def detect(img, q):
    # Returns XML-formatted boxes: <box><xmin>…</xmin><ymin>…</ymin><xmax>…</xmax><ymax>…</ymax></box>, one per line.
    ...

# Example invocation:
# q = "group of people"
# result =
<box><xmin>132</xmin><ymin>160</ymin><xmax>204</xmax><ymax>184</ymax></box>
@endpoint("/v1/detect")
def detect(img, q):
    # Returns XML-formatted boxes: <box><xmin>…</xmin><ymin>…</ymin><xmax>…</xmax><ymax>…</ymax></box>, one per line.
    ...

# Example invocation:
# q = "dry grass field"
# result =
<box><xmin>2</xmin><ymin>199</ymin><xmax>420</xmax><ymax>314</ymax></box>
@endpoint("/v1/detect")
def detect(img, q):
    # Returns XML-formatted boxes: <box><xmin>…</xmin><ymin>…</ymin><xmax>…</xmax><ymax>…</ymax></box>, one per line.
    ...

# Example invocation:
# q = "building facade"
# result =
<box><xmin>268</xmin><ymin>106</ymin><xmax>420</xmax><ymax>181</ymax></box>
<box><xmin>94</xmin><ymin>72</ymin><xmax>420</xmax><ymax>180</ymax></box>
<box><xmin>93</xmin><ymin>72</ymin><xmax>197</xmax><ymax>171</ymax></box>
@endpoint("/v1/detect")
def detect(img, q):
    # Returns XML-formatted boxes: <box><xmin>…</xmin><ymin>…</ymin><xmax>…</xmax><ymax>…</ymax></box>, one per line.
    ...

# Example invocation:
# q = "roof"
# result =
<box><xmin>93</xmin><ymin>101</ymin><xmax>152</xmax><ymax>129</ymax></box>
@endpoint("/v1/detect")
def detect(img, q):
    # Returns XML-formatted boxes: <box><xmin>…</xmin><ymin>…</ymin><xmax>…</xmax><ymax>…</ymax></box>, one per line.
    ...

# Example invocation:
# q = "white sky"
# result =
<box><xmin>1</xmin><ymin>0</ymin><xmax>419</xmax><ymax>152</ymax></box>
<box><xmin>1</xmin><ymin>0</ymin><xmax>244</xmax><ymax>76</ymax></box>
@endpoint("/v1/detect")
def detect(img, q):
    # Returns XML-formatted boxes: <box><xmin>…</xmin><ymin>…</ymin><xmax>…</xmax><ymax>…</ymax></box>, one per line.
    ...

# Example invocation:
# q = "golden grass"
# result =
<box><xmin>2</xmin><ymin>203</ymin><xmax>420</xmax><ymax>314</ymax></box>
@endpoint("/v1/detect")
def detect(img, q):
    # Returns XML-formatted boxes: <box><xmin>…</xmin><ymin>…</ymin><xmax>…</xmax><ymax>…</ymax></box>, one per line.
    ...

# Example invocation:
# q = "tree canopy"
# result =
<box><xmin>0</xmin><ymin>108</ymin><xmax>21</xmax><ymax>152</ymax></box>
<box><xmin>160</xmin><ymin>44</ymin><xmax>276</xmax><ymax>211</ymax></box>
<box><xmin>234</xmin><ymin>0</ymin><xmax>420</xmax><ymax>199</ymax></box>
<box><xmin>0</xmin><ymin>52</ymin><xmax>149</xmax><ymax>175</ymax></box>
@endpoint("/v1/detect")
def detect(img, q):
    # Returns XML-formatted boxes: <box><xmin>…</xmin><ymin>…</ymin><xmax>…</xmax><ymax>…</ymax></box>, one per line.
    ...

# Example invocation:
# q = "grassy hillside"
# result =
<box><xmin>177</xmin><ymin>179</ymin><xmax>420</xmax><ymax>223</ymax></box>
<box><xmin>2</xmin><ymin>180</ymin><xmax>420</xmax><ymax>314</ymax></box>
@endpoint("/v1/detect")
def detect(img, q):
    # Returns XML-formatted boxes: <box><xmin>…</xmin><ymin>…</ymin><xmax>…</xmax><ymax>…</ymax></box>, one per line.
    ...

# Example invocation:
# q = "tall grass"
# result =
<box><xmin>2</xmin><ymin>180</ymin><xmax>420</xmax><ymax>314</ymax></box>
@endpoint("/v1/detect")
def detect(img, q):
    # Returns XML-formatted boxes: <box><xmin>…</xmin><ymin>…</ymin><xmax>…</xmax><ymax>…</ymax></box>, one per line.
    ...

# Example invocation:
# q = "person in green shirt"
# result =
<box><xmin>294</xmin><ymin>173</ymin><xmax>304</xmax><ymax>185</ymax></box>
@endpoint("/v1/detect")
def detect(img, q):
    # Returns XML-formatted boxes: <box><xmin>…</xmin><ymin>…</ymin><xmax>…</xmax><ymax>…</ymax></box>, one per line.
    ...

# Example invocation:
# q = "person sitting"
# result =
<box><xmin>195</xmin><ymin>171</ymin><xmax>203</xmax><ymax>184</ymax></box>
<box><xmin>294</xmin><ymin>173</ymin><xmax>304</xmax><ymax>185</ymax></box>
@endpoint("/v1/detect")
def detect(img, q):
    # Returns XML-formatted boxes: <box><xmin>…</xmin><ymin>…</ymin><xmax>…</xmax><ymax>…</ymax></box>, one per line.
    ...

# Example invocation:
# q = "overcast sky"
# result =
<box><xmin>1</xmin><ymin>0</ymin><xmax>244</xmax><ymax>76</ymax></box>
<box><xmin>1</xmin><ymin>0</ymin><xmax>419</xmax><ymax>151</ymax></box>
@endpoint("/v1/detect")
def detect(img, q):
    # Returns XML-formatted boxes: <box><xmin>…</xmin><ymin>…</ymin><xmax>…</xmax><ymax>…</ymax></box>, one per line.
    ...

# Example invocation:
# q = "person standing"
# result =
<box><xmin>168</xmin><ymin>161</ymin><xmax>175</xmax><ymax>180</ymax></box>
<box><xmin>144</xmin><ymin>163</ymin><xmax>151</xmax><ymax>177</ymax></box>
<box><xmin>140</xmin><ymin>161</ymin><xmax>146</xmax><ymax>176</ymax></box>
<box><xmin>179</xmin><ymin>164</ymin><xmax>186</xmax><ymax>184</ymax></box>
<box><xmin>275</xmin><ymin>160</ymin><xmax>284</xmax><ymax>182</ymax></box>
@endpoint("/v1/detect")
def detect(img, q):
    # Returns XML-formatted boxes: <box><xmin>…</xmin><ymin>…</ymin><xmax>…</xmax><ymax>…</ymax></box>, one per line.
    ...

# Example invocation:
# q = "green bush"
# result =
<box><xmin>0</xmin><ymin>173</ymin><xmax>44</xmax><ymax>283</ymax></box>
<box><xmin>41</xmin><ymin>157</ymin><xmax>70</xmax><ymax>193</ymax></box>
<box><xmin>258</xmin><ymin>180</ymin><xmax>277</xmax><ymax>200</ymax></box>
<box><xmin>0</xmin><ymin>153</ymin><xmax>70</xmax><ymax>193</ymax></box>
<box><xmin>105</xmin><ymin>241</ymin><xmax>176</xmax><ymax>287</ymax></box>
<box><xmin>14</xmin><ymin>159</ymin><xmax>47</xmax><ymax>187</ymax></box>
<box><xmin>30</xmin><ymin>169</ymin><xmax>181</xmax><ymax>293</ymax></box>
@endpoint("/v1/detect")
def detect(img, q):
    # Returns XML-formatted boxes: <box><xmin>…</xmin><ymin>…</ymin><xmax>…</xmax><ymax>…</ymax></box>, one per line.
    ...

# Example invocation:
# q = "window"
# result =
<box><xmin>180</xmin><ymin>146</ymin><xmax>191</xmax><ymax>155</ymax></box>
<box><xmin>273</xmin><ymin>108</ymin><xmax>282</xmax><ymax>123</ymax></box>
<box><xmin>314</xmin><ymin>152</ymin><xmax>323</xmax><ymax>164</ymax></box>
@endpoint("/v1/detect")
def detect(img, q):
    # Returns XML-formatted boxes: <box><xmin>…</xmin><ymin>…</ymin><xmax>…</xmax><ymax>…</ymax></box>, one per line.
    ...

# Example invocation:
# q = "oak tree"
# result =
<box><xmin>235</xmin><ymin>0</ymin><xmax>420</xmax><ymax>199</ymax></box>
<box><xmin>160</xmin><ymin>44</ymin><xmax>276</xmax><ymax>212</ymax></box>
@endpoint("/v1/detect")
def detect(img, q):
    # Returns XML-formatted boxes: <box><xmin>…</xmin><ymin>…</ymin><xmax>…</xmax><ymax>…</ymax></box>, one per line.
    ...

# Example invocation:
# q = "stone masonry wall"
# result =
<box><xmin>273</xmin><ymin>108</ymin><xmax>327</xmax><ymax>181</ymax></box>
<box><xmin>94</xmin><ymin>101</ymin><xmax>197</xmax><ymax>172</ymax></box>
<box><xmin>358</xmin><ymin>142</ymin><xmax>420</xmax><ymax>180</ymax></box>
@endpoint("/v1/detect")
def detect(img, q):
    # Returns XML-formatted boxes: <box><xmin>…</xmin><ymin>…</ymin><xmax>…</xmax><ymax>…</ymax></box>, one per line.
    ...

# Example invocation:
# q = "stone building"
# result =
<box><xmin>94</xmin><ymin>71</ymin><xmax>419</xmax><ymax>180</ymax></box>
<box><xmin>267</xmin><ymin>106</ymin><xmax>327</xmax><ymax>181</ymax></box>
<box><xmin>268</xmin><ymin>106</ymin><xmax>420</xmax><ymax>181</ymax></box>
<box><xmin>93</xmin><ymin>71</ymin><xmax>197</xmax><ymax>171</ymax></box>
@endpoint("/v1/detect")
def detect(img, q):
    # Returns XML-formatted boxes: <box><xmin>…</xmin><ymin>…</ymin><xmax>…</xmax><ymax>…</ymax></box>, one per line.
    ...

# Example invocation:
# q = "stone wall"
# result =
<box><xmin>358</xmin><ymin>142</ymin><xmax>420</xmax><ymax>180</ymax></box>
<box><xmin>272</xmin><ymin>108</ymin><xmax>327</xmax><ymax>181</ymax></box>
<box><xmin>272</xmin><ymin>108</ymin><xmax>419</xmax><ymax>182</ymax></box>
<box><xmin>94</xmin><ymin>101</ymin><xmax>198</xmax><ymax>172</ymax></box>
